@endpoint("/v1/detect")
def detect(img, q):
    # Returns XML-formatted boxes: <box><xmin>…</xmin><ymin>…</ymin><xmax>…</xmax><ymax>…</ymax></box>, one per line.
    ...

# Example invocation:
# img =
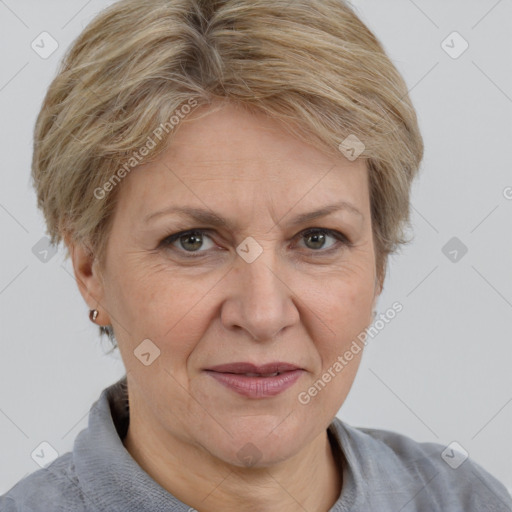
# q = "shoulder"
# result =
<box><xmin>331</xmin><ymin>419</ymin><xmax>512</xmax><ymax>511</ymax></box>
<box><xmin>0</xmin><ymin>452</ymin><xmax>94</xmax><ymax>512</ymax></box>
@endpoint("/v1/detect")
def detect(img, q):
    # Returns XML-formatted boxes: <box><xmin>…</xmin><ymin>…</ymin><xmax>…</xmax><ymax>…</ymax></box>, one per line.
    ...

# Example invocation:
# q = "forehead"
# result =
<box><xmin>115</xmin><ymin>103</ymin><xmax>370</xmax><ymax>225</ymax></box>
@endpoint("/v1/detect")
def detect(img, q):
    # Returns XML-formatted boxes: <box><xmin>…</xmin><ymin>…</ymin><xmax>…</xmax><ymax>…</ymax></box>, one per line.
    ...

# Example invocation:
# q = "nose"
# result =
<box><xmin>220</xmin><ymin>245</ymin><xmax>300</xmax><ymax>342</ymax></box>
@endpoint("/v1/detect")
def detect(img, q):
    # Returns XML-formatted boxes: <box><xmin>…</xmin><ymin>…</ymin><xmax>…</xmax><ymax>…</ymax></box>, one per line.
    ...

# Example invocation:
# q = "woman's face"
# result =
<box><xmin>79</xmin><ymin>102</ymin><xmax>381</xmax><ymax>467</ymax></box>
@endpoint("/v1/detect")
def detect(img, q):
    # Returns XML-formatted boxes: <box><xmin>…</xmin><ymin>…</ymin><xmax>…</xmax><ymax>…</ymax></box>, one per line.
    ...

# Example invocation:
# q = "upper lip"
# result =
<box><xmin>205</xmin><ymin>362</ymin><xmax>301</xmax><ymax>374</ymax></box>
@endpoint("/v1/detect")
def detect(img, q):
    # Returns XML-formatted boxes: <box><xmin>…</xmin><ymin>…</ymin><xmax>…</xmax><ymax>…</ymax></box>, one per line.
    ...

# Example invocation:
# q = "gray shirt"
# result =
<box><xmin>2</xmin><ymin>376</ymin><xmax>511</xmax><ymax>511</ymax></box>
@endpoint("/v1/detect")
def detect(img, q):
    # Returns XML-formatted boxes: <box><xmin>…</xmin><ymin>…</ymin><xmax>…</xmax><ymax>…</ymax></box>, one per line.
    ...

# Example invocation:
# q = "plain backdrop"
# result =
<box><xmin>1</xmin><ymin>0</ymin><xmax>511</xmax><ymax>496</ymax></box>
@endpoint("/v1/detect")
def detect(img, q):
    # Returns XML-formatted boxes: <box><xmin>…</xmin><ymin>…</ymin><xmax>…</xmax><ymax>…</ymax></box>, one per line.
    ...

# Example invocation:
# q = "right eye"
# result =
<box><xmin>160</xmin><ymin>229</ymin><xmax>217</xmax><ymax>257</ymax></box>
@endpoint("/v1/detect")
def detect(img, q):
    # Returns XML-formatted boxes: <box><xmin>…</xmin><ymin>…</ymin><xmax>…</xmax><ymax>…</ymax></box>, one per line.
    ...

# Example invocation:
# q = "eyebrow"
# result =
<box><xmin>144</xmin><ymin>201</ymin><xmax>363</xmax><ymax>228</ymax></box>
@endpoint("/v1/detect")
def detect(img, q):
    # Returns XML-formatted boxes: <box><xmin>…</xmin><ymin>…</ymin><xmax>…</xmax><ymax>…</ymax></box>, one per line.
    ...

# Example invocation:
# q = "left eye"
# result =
<box><xmin>160</xmin><ymin>228</ymin><xmax>349</xmax><ymax>256</ymax></box>
<box><xmin>299</xmin><ymin>228</ymin><xmax>343</xmax><ymax>251</ymax></box>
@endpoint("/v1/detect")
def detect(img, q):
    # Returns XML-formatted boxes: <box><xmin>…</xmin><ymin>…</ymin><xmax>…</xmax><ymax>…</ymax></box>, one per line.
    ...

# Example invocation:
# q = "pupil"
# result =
<box><xmin>307</xmin><ymin>232</ymin><xmax>325</xmax><ymax>249</ymax></box>
<box><xmin>182</xmin><ymin>233</ymin><xmax>202</xmax><ymax>251</ymax></box>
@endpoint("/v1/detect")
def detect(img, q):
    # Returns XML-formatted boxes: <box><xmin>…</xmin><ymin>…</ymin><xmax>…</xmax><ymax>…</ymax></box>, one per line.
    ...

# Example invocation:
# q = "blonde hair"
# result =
<box><xmin>32</xmin><ymin>0</ymin><xmax>423</xmax><ymax>346</ymax></box>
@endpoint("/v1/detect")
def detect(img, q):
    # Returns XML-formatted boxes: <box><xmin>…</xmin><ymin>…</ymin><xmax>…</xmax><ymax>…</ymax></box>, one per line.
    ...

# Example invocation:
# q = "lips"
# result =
<box><xmin>205</xmin><ymin>362</ymin><xmax>301</xmax><ymax>376</ymax></box>
<box><xmin>204</xmin><ymin>362</ymin><xmax>304</xmax><ymax>398</ymax></box>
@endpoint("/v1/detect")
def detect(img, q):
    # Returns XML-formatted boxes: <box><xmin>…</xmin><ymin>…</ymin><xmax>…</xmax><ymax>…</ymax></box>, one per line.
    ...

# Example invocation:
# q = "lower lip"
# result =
<box><xmin>205</xmin><ymin>370</ymin><xmax>303</xmax><ymax>398</ymax></box>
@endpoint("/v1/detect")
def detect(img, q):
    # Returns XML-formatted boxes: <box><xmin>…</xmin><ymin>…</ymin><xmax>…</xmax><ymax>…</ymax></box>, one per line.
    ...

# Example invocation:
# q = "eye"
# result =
<box><xmin>161</xmin><ymin>230</ymin><xmax>216</xmax><ymax>255</ymax></box>
<box><xmin>159</xmin><ymin>228</ymin><xmax>351</xmax><ymax>258</ymax></box>
<box><xmin>297</xmin><ymin>228</ymin><xmax>350</xmax><ymax>253</ymax></box>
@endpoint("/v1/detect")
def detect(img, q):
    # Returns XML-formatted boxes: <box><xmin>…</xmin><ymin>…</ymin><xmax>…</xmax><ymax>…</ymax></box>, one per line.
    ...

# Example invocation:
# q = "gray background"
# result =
<box><xmin>1</xmin><ymin>0</ymin><xmax>511</xmax><ymax>496</ymax></box>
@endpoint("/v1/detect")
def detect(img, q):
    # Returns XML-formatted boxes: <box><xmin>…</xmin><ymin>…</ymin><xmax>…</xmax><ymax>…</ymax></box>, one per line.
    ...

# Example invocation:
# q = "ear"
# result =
<box><xmin>66</xmin><ymin>237</ymin><xmax>111</xmax><ymax>326</ymax></box>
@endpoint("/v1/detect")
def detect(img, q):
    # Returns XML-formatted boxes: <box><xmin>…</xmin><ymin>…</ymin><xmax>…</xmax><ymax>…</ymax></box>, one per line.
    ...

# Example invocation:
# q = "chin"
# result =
<box><xmin>198</xmin><ymin>419</ymin><xmax>311</xmax><ymax>470</ymax></box>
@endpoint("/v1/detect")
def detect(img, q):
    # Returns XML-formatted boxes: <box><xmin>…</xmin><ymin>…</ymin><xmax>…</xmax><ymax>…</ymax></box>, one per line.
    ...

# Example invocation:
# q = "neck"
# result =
<box><xmin>123</xmin><ymin>411</ymin><xmax>342</xmax><ymax>512</ymax></box>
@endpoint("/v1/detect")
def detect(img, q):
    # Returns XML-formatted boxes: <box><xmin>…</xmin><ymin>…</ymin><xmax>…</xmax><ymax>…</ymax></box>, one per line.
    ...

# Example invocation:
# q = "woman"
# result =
<box><xmin>1</xmin><ymin>0</ymin><xmax>511</xmax><ymax>510</ymax></box>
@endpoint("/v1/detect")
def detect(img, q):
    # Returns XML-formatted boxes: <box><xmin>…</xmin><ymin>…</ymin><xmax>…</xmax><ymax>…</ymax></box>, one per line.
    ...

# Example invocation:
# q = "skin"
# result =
<box><xmin>70</xmin><ymin>101</ymin><xmax>383</xmax><ymax>512</ymax></box>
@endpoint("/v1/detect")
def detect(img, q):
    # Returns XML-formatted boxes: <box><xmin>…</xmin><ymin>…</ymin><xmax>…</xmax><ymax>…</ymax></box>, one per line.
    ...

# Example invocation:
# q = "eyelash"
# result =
<box><xmin>159</xmin><ymin>228</ymin><xmax>352</xmax><ymax>258</ymax></box>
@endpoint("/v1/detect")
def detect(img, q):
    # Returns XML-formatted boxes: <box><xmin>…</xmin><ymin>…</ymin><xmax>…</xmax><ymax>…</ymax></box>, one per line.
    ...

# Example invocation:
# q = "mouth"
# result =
<box><xmin>205</xmin><ymin>361</ymin><xmax>302</xmax><ymax>375</ymax></box>
<box><xmin>203</xmin><ymin>362</ymin><xmax>304</xmax><ymax>398</ymax></box>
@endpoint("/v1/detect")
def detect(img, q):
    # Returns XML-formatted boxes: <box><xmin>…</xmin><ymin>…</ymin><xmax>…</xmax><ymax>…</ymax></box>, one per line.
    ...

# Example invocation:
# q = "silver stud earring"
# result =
<box><xmin>89</xmin><ymin>309</ymin><xmax>99</xmax><ymax>323</ymax></box>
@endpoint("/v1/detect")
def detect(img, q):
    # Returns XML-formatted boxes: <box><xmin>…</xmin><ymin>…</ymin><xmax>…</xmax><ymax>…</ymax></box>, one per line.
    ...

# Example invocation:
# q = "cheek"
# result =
<box><xmin>302</xmin><ymin>269</ymin><xmax>374</xmax><ymax>396</ymax></box>
<box><xmin>310</xmin><ymin>266</ymin><xmax>375</xmax><ymax>338</ymax></box>
<box><xmin>107</xmin><ymin>262</ymin><xmax>217</xmax><ymax>365</ymax></box>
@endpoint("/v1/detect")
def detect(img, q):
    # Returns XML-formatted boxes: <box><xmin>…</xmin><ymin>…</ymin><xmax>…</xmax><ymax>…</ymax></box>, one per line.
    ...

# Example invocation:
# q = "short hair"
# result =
<box><xmin>31</xmin><ymin>0</ymin><xmax>424</xmax><ymax>347</ymax></box>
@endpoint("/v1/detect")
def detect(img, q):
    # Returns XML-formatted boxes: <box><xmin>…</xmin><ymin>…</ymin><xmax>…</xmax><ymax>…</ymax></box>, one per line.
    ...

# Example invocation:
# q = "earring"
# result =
<box><xmin>372</xmin><ymin>310</ymin><xmax>377</xmax><ymax>321</ymax></box>
<box><xmin>89</xmin><ymin>309</ymin><xmax>99</xmax><ymax>323</ymax></box>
